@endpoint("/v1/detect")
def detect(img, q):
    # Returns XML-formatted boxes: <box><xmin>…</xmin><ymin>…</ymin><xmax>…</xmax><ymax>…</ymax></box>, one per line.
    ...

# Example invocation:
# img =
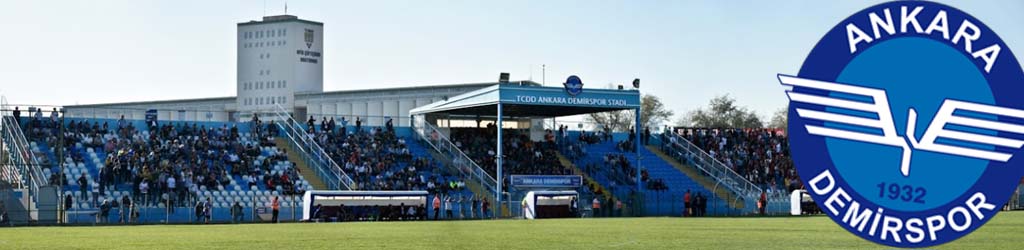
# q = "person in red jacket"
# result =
<box><xmin>684</xmin><ymin>190</ymin><xmax>692</xmax><ymax>217</ymax></box>
<box><xmin>482</xmin><ymin>197</ymin><xmax>490</xmax><ymax>219</ymax></box>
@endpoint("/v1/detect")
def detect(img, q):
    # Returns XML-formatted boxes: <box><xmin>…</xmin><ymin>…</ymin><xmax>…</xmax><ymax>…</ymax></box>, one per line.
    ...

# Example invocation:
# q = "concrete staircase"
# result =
<box><xmin>645</xmin><ymin>145</ymin><xmax>745</xmax><ymax>209</ymax></box>
<box><xmin>571</xmin><ymin>140</ymin><xmax>735</xmax><ymax>216</ymax></box>
<box><xmin>411</xmin><ymin>138</ymin><xmax>498</xmax><ymax>215</ymax></box>
<box><xmin>274</xmin><ymin>137</ymin><xmax>327</xmax><ymax>190</ymax></box>
<box><xmin>554</xmin><ymin>153</ymin><xmax>635</xmax><ymax>216</ymax></box>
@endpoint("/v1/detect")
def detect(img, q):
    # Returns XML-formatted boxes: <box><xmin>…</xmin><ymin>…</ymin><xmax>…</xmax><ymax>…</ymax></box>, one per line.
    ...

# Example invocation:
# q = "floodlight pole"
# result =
<box><xmin>495</xmin><ymin>102</ymin><xmax>503</xmax><ymax>219</ymax></box>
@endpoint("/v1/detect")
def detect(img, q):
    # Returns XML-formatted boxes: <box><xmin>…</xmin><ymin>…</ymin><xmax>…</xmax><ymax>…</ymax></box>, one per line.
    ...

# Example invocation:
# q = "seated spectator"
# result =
<box><xmin>673</xmin><ymin>128</ymin><xmax>798</xmax><ymax>193</ymax></box>
<box><xmin>450</xmin><ymin>125</ymin><xmax>573</xmax><ymax>186</ymax></box>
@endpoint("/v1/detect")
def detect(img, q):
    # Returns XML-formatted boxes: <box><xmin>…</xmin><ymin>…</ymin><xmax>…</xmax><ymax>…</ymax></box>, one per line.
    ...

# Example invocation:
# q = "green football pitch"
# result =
<box><xmin>1</xmin><ymin>212</ymin><xmax>1022</xmax><ymax>249</ymax></box>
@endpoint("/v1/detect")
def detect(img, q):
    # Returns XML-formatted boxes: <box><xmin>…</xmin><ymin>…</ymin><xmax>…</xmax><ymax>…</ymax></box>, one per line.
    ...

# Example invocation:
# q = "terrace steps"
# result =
<box><xmin>645</xmin><ymin>145</ymin><xmax>743</xmax><ymax>209</ymax></box>
<box><xmin>275</xmin><ymin>137</ymin><xmax>327</xmax><ymax>190</ymax></box>
<box><xmin>554</xmin><ymin>152</ymin><xmax>631</xmax><ymax>213</ymax></box>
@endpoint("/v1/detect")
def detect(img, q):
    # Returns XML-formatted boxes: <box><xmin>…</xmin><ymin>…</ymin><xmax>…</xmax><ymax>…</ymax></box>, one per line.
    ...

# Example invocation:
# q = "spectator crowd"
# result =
<box><xmin>24</xmin><ymin>113</ymin><xmax>306</xmax><ymax>213</ymax></box>
<box><xmin>450</xmin><ymin>123</ymin><xmax>573</xmax><ymax>183</ymax></box>
<box><xmin>675</xmin><ymin>128</ymin><xmax>800</xmax><ymax>193</ymax></box>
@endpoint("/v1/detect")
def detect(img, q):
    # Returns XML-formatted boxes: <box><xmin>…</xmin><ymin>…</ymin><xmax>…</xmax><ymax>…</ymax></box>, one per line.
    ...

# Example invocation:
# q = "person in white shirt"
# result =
<box><xmin>166</xmin><ymin>175</ymin><xmax>177</xmax><ymax>206</ymax></box>
<box><xmin>139</xmin><ymin>179</ymin><xmax>150</xmax><ymax>205</ymax></box>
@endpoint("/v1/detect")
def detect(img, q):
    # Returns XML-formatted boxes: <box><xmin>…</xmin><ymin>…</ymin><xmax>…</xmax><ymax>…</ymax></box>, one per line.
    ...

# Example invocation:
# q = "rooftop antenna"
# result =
<box><xmin>263</xmin><ymin>0</ymin><xmax>267</xmax><ymax>16</ymax></box>
<box><xmin>285</xmin><ymin>1</ymin><xmax>288</xmax><ymax>14</ymax></box>
<box><xmin>529</xmin><ymin>64</ymin><xmax>533</xmax><ymax>81</ymax></box>
<box><xmin>542</xmin><ymin>64</ymin><xmax>546</xmax><ymax>86</ymax></box>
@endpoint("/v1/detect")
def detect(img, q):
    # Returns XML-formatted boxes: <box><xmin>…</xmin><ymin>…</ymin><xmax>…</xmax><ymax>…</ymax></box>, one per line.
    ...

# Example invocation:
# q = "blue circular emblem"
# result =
<box><xmin>564</xmin><ymin>75</ymin><xmax>584</xmax><ymax>96</ymax></box>
<box><xmin>784</xmin><ymin>1</ymin><xmax>1024</xmax><ymax>247</ymax></box>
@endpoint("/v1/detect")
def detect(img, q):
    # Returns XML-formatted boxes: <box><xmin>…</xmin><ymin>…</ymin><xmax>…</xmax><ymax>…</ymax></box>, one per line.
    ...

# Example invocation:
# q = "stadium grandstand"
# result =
<box><xmin>0</xmin><ymin>14</ymin><xmax>806</xmax><ymax>225</ymax></box>
<box><xmin>5</xmin><ymin>13</ymin><xmax>1018</xmax><ymax>228</ymax></box>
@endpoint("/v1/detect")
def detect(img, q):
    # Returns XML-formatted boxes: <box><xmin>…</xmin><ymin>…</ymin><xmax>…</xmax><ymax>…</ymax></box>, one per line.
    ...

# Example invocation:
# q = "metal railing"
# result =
<box><xmin>60</xmin><ymin>191</ymin><xmax>306</xmax><ymax>225</ymax></box>
<box><xmin>270</xmin><ymin>105</ymin><xmax>353</xmax><ymax>190</ymax></box>
<box><xmin>662</xmin><ymin>132</ymin><xmax>764</xmax><ymax>201</ymax></box>
<box><xmin>411</xmin><ymin>118</ymin><xmax>497</xmax><ymax>194</ymax></box>
<box><xmin>1</xmin><ymin>96</ymin><xmax>46</xmax><ymax>203</ymax></box>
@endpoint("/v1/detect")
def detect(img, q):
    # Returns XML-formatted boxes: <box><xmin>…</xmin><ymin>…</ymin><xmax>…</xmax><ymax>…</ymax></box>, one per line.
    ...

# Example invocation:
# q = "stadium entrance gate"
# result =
<box><xmin>410</xmin><ymin>81</ymin><xmax>642</xmax><ymax>218</ymax></box>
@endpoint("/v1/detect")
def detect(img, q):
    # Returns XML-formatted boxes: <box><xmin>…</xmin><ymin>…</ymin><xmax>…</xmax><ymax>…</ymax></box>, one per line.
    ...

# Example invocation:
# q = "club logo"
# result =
<box><xmin>779</xmin><ymin>1</ymin><xmax>1024</xmax><ymax>248</ymax></box>
<box><xmin>305</xmin><ymin>28</ymin><xmax>314</xmax><ymax>49</ymax></box>
<box><xmin>564</xmin><ymin>75</ymin><xmax>584</xmax><ymax>96</ymax></box>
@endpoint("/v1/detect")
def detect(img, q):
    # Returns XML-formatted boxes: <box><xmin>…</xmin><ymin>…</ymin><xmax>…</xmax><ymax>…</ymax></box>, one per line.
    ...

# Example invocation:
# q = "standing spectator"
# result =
<box><xmin>696</xmin><ymin>193</ymin><xmax>707</xmax><ymax>217</ymax></box>
<box><xmin>683</xmin><ymin>190</ymin><xmax>692</xmax><ymax>217</ymax></box>
<box><xmin>615</xmin><ymin>199</ymin><xmax>623</xmax><ymax>217</ymax></box>
<box><xmin>33</xmin><ymin>108</ymin><xmax>42</xmax><ymax>128</ymax></box>
<box><xmin>482</xmin><ymin>197</ymin><xmax>490</xmax><ymax>219</ymax></box>
<box><xmin>570</xmin><ymin>197</ymin><xmax>578</xmax><ymax>217</ymax></box>
<box><xmin>311</xmin><ymin>204</ymin><xmax>323</xmax><ymax>222</ymax></box>
<box><xmin>128</xmin><ymin>202</ymin><xmax>138</xmax><ymax>224</ymax></box>
<box><xmin>78</xmin><ymin>174</ymin><xmax>88</xmax><ymax>201</ymax></box>
<box><xmin>139</xmin><ymin>179</ymin><xmax>150</xmax><ymax>206</ymax></box>
<box><xmin>355</xmin><ymin>117</ymin><xmax>362</xmax><ymax>132</ymax></box>
<box><xmin>194</xmin><ymin>201</ymin><xmax>205</xmax><ymax>223</ymax></box>
<box><xmin>120</xmin><ymin>195</ymin><xmax>132</xmax><ymax>224</ymax></box>
<box><xmin>0</xmin><ymin>203</ymin><xmax>7</xmax><ymax>226</ymax></box>
<box><xmin>432</xmin><ymin>195</ymin><xmax>441</xmax><ymax>220</ymax></box>
<box><xmin>251</xmin><ymin>113</ymin><xmax>261</xmax><ymax>139</ymax></box>
<box><xmin>231</xmin><ymin>201</ymin><xmax>244</xmax><ymax>223</ymax></box>
<box><xmin>63</xmin><ymin>194</ymin><xmax>73</xmax><ymax>223</ymax></box>
<box><xmin>444</xmin><ymin>195</ymin><xmax>453</xmax><ymax>220</ymax></box>
<box><xmin>307</xmin><ymin>116</ymin><xmax>316</xmax><ymax>133</ymax></box>
<box><xmin>204</xmin><ymin>198</ymin><xmax>213</xmax><ymax>224</ymax></box>
<box><xmin>643</xmin><ymin>127</ymin><xmax>651</xmax><ymax>145</ymax></box>
<box><xmin>12</xmin><ymin>107</ymin><xmax>21</xmax><ymax>124</ymax></box>
<box><xmin>271</xmin><ymin>196</ymin><xmax>280</xmax><ymax>223</ymax></box>
<box><xmin>702</xmin><ymin>193</ymin><xmax>709</xmax><ymax>217</ymax></box>
<box><xmin>166</xmin><ymin>175</ymin><xmax>176</xmax><ymax>206</ymax></box>
<box><xmin>117</xmin><ymin>115</ymin><xmax>127</xmax><ymax>131</ymax></box>
<box><xmin>165</xmin><ymin>192</ymin><xmax>175</xmax><ymax>213</ymax></box>
<box><xmin>605</xmin><ymin>196</ymin><xmax>613</xmax><ymax>218</ymax></box>
<box><xmin>456</xmin><ymin>195</ymin><xmax>464</xmax><ymax>219</ymax></box>
<box><xmin>470</xmin><ymin>196</ymin><xmax>479</xmax><ymax>219</ymax></box>
<box><xmin>592</xmin><ymin>197</ymin><xmax>601</xmax><ymax>218</ymax></box>
<box><xmin>521</xmin><ymin>198</ymin><xmax>530</xmax><ymax>219</ymax></box>
<box><xmin>758</xmin><ymin>191</ymin><xmax>767</xmax><ymax>216</ymax></box>
<box><xmin>327</xmin><ymin>117</ymin><xmax>336</xmax><ymax>133</ymax></box>
<box><xmin>50</xmin><ymin>108</ymin><xmax>59</xmax><ymax>128</ymax></box>
<box><xmin>99</xmin><ymin>199</ymin><xmax>111</xmax><ymax>224</ymax></box>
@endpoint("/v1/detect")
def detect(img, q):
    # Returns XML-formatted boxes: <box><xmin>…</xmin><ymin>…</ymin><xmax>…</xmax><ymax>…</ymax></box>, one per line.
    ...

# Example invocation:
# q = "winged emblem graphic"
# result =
<box><xmin>779</xmin><ymin>75</ymin><xmax>1024</xmax><ymax>177</ymax></box>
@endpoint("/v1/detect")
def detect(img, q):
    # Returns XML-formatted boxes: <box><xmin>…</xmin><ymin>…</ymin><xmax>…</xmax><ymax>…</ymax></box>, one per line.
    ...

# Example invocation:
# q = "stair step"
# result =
<box><xmin>274</xmin><ymin>138</ymin><xmax>328</xmax><ymax>190</ymax></box>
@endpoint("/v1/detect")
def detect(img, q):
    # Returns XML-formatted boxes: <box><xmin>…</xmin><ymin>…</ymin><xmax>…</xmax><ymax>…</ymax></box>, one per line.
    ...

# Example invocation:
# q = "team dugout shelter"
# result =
<box><xmin>409</xmin><ymin>77</ymin><xmax>642</xmax><ymax>212</ymax></box>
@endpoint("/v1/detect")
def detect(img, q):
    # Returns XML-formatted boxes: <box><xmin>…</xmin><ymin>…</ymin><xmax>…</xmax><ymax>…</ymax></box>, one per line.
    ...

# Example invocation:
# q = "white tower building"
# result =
<box><xmin>236</xmin><ymin>15</ymin><xmax>324</xmax><ymax>118</ymax></box>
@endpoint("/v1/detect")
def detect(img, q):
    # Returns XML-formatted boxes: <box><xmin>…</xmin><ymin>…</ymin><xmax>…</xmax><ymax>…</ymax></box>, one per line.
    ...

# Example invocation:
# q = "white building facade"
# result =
<box><xmin>236</xmin><ymin>15</ymin><xmax>324</xmax><ymax>117</ymax></box>
<box><xmin>63</xmin><ymin>15</ymin><xmax>506</xmax><ymax>127</ymax></box>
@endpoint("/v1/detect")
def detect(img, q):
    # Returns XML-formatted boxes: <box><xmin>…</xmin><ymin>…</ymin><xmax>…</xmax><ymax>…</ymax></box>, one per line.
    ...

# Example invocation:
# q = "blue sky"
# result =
<box><xmin>1</xmin><ymin>0</ymin><xmax>1022</xmax><ymax>122</ymax></box>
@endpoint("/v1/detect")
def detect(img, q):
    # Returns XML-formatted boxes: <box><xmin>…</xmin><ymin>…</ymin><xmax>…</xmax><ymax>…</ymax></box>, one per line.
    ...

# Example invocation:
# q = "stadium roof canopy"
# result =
<box><xmin>410</xmin><ymin>81</ymin><xmax>643</xmax><ymax>211</ymax></box>
<box><xmin>409</xmin><ymin>82</ymin><xmax>641</xmax><ymax>117</ymax></box>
